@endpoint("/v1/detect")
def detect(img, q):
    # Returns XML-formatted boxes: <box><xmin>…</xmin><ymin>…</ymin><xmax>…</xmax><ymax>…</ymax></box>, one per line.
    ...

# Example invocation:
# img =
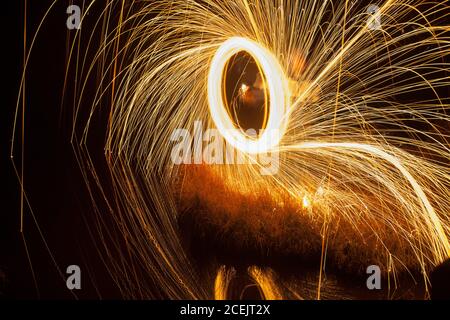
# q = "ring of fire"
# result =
<box><xmin>207</xmin><ymin>37</ymin><xmax>291</xmax><ymax>154</ymax></box>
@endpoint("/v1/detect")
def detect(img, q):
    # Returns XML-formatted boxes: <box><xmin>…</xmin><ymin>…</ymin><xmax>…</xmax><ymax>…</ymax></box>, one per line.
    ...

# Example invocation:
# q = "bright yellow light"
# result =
<box><xmin>207</xmin><ymin>37</ymin><xmax>290</xmax><ymax>154</ymax></box>
<box><xmin>59</xmin><ymin>0</ymin><xmax>450</xmax><ymax>299</ymax></box>
<box><xmin>302</xmin><ymin>194</ymin><xmax>311</xmax><ymax>208</ymax></box>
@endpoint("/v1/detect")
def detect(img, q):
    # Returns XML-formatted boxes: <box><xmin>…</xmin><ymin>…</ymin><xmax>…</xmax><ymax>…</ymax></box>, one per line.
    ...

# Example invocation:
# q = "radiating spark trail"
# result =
<box><xmin>15</xmin><ymin>0</ymin><xmax>450</xmax><ymax>299</ymax></box>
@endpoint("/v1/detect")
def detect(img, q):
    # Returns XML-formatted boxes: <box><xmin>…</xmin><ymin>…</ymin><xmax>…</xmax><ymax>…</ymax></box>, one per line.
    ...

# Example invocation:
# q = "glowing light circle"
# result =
<box><xmin>207</xmin><ymin>37</ymin><xmax>290</xmax><ymax>154</ymax></box>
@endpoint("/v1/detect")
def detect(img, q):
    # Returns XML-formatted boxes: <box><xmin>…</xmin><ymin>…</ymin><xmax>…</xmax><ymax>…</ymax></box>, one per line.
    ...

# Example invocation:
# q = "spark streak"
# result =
<box><xmin>16</xmin><ymin>0</ymin><xmax>450</xmax><ymax>299</ymax></box>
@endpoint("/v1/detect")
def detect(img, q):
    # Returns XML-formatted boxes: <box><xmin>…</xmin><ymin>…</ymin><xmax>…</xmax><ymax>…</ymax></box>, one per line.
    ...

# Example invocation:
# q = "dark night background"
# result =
<box><xmin>2</xmin><ymin>0</ymin><xmax>449</xmax><ymax>300</ymax></box>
